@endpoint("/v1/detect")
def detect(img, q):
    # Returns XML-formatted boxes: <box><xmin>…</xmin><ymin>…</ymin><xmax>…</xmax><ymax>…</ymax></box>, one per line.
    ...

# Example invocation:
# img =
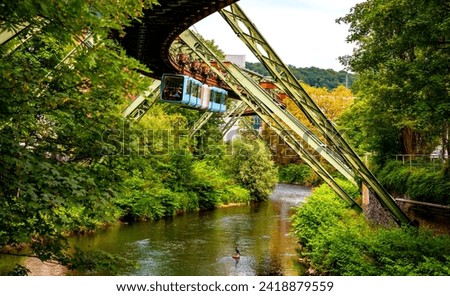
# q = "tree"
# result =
<box><xmin>224</xmin><ymin>136</ymin><xmax>278</xmax><ymax>201</ymax></box>
<box><xmin>263</xmin><ymin>83</ymin><xmax>355</xmax><ymax>165</ymax></box>
<box><xmin>245</xmin><ymin>62</ymin><xmax>356</xmax><ymax>89</ymax></box>
<box><xmin>0</xmin><ymin>0</ymin><xmax>158</xmax><ymax>274</ymax></box>
<box><xmin>337</xmin><ymin>0</ymin><xmax>450</xmax><ymax>159</ymax></box>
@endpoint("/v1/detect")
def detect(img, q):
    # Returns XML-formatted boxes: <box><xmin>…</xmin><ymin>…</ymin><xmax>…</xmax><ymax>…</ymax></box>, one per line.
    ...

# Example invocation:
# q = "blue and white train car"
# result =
<box><xmin>160</xmin><ymin>74</ymin><xmax>227</xmax><ymax>113</ymax></box>
<box><xmin>208</xmin><ymin>86</ymin><xmax>227</xmax><ymax>113</ymax></box>
<box><xmin>161</xmin><ymin>74</ymin><xmax>201</xmax><ymax>108</ymax></box>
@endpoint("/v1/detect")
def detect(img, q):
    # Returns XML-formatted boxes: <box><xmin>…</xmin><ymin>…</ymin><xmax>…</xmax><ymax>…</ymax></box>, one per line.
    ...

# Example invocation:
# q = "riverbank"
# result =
<box><xmin>16</xmin><ymin>184</ymin><xmax>311</xmax><ymax>276</ymax></box>
<box><xmin>291</xmin><ymin>180</ymin><xmax>450</xmax><ymax>275</ymax></box>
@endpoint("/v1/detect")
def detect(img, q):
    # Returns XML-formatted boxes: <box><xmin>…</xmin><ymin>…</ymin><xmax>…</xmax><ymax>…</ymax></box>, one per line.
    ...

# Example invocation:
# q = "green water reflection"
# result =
<box><xmin>72</xmin><ymin>184</ymin><xmax>310</xmax><ymax>276</ymax></box>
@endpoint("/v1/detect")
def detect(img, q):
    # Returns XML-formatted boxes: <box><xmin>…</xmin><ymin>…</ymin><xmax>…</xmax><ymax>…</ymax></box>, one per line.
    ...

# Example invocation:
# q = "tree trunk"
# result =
<box><xmin>442</xmin><ymin>122</ymin><xmax>449</xmax><ymax>161</ymax></box>
<box><xmin>400</xmin><ymin>126</ymin><xmax>415</xmax><ymax>155</ymax></box>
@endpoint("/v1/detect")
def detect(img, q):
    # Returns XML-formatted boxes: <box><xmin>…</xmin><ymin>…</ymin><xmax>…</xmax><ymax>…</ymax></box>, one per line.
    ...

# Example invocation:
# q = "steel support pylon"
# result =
<box><xmin>220</xmin><ymin>101</ymin><xmax>248</xmax><ymax>136</ymax></box>
<box><xmin>179</xmin><ymin>30</ymin><xmax>362</xmax><ymax>211</ymax></box>
<box><xmin>122</xmin><ymin>80</ymin><xmax>161</xmax><ymax>121</ymax></box>
<box><xmin>219</xmin><ymin>4</ymin><xmax>412</xmax><ymax>226</ymax></box>
<box><xmin>189</xmin><ymin>111</ymin><xmax>214</xmax><ymax>137</ymax></box>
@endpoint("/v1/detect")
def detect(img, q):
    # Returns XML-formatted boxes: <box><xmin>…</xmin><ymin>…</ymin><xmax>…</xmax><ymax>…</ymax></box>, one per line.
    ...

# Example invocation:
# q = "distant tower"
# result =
<box><xmin>341</xmin><ymin>55</ymin><xmax>351</xmax><ymax>88</ymax></box>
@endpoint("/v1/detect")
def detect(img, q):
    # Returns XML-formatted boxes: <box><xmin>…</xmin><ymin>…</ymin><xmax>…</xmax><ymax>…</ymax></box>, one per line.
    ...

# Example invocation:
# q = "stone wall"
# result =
<box><xmin>361</xmin><ymin>184</ymin><xmax>397</xmax><ymax>228</ymax></box>
<box><xmin>362</xmin><ymin>184</ymin><xmax>450</xmax><ymax>233</ymax></box>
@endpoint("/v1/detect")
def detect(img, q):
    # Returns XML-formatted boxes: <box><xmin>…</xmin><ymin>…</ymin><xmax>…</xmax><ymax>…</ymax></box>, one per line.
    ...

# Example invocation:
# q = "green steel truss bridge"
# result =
<box><xmin>1</xmin><ymin>0</ymin><xmax>413</xmax><ymax>226</ymax></box>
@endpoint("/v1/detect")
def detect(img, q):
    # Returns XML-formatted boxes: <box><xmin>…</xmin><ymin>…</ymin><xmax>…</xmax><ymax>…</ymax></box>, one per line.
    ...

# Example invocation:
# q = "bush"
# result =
<box><xmin>278</xmin><ymin>164</ymin><xmax>316</xmax><ymax>185</ymax></box>
<box><xmin>191</xmin><ymin>161</ymin><xmax>251</xmax><ymax>209</ymax></box>
<box><xmin>115</xmin><ymin>176</ymin><xmax>166</xmax><ymax>222</ymax></box>
<box><xmin>291</xmin><ymin>180</ymin><xmax>450</xmax><ymax>275</ymax></box>
<box><xmin>224</xmin><ymin>137</ymin><xmax>278</xmax><ymax>201</ymax></box>
<box><xmin>377</xmin><ymin>161</ymin><xmax>450</xmax><ymax>205</ymax></box>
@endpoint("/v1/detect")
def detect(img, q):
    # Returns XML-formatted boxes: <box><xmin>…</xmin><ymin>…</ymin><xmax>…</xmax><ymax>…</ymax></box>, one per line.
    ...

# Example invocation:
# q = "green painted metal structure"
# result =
<box><xmin>170</xmin><ymin>31</ymin><xmax>358</xmax><ymax>187</ymax></box>
<box><xmin>219</xmin><ymin>4</ymin><xmax>412</xmax><ymax>226</ymax></box>
<box><xmin>122</xmin><ymin>80</ymin><xmax>161</xmax><ymax>121</ymax></box>
<box><xmin>118</xmin><ymin>2</ymin><xmax>412</xmax><ymax>226</ymax></box>
<box><xmin>220</xmin><ymin>101</ymin><xmax>248</xmax><ymax>136</ymax></box>
<box><xmin>178</xmin><ymin>29</ymin><xmax>362</xmax><ymax>212</ymax></box>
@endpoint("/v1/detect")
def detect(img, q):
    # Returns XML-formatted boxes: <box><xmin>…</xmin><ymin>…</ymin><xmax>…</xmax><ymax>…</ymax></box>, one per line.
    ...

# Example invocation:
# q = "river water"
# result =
<box><xmin>0</xmin><ymin>184</ymin><xmax>311</xmax><ymax>276</ymax></box>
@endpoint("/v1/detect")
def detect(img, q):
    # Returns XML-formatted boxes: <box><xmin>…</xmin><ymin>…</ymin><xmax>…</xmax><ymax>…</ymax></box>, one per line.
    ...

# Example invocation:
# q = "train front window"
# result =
<box><xmin>162</xmin><ymin>76</ymin><xmax>184</xmax><ymax>101</ymax></box>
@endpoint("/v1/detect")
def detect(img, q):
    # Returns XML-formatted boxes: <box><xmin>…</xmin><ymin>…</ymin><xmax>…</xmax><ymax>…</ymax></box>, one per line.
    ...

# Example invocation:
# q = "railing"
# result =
<box><xmin>393</xmin><ymin>154</ymin><xmax>447</xmax><ymax>171</ymax></box>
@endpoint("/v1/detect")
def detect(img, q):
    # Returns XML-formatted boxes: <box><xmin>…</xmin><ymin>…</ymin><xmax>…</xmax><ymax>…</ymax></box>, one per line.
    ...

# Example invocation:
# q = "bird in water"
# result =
<box><xmin>232</xmin><ymin>247</ymin><xmax>240</xmax><ymax>260</ymax></box>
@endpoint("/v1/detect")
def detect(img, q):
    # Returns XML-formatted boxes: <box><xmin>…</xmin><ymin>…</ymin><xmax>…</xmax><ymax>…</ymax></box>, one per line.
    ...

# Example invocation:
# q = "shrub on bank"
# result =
<box><xmin>291</xmin><ymin>180</ymin><xmax>450</xmax><ymax>275</ymax></box>
<box><xmin>224</xmin><ymin>137</ymin><xmax>278</xmax><ymax>201</ymax></box>
<box><xmin>116</xmin><ymin>159</ymin><xmax>252</xmax><ymax>221</ymax></box>
<box><xmin>376</xmin><ymin>161</ymin><xmax>450</xmax><ymax>205</ymax></box>
<box><xmin>278</xmin><ymin>164</ymin><xmax>318</xmax><ymax>185</ymax></box>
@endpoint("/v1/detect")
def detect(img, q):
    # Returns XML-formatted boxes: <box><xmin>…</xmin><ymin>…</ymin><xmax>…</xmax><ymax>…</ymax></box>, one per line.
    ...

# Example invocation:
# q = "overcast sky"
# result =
<box><xmin>193</xmin><ymin>0</ymin><xmax>364</xmax><ymax>71</ymax></box>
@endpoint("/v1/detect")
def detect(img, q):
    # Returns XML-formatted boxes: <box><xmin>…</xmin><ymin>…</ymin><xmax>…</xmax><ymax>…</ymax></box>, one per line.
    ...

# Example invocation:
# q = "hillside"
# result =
<box><xmin>245</xmin><ymin>62</ymin><xmax>355</xmax><ymax>90</ymax></box>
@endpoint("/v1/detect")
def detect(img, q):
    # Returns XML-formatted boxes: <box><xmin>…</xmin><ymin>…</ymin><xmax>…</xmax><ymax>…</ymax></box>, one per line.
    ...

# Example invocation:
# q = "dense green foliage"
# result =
<box><xmin>0</xmin><ymin>0</ymin><xmax>159</xmax><ymax>274</ymax></box>
<box><xmin>113</xmin><ymin>107</ymin><xmax>253</xmax><ymax>222</ymax></box>
<box><xmin>0</xmin><ymin>0</ymin><xmax>277</xmax><ymax>275</ymax></box>
<box><xmin>277</xmin><ymin>164</ymin><xmax>320</xmax><ymax>186</ymax></box>
<box><xmin>375</xmin><ymin>161</ymin><xmax>450</xmax><ymax>205</ymax></box>
<box><xmin>224</xmin><ymin>136</ymin><xmax>278</xmax><ymax>201</ymax></box>
<box><xmin>292</xmin><ymin>181</ymin><xmax>450</xmax><ymax>275</ymax></box>
<box><xmin>245</xmin><ymin>62</ymin><xmax>355</xmax><ymax>90</ymax></box>
<box><xmin>337</xmin><ymin>0</ymin><xmax>449</xmax><ymax>160</ymax></box>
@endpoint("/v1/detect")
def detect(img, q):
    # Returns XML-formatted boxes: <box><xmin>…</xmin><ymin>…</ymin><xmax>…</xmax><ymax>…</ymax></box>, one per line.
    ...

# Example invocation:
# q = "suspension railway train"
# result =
<box><xmin>160</xmin><ymin>74</ymin><xmax>227</xmax><ymax>113</ymax></box>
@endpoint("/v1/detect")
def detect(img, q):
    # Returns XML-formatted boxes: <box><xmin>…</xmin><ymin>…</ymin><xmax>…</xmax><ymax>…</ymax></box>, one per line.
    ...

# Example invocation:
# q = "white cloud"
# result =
<box><xmin>193</xmin><ymin>0</ymin><xmax>363</xmax><ymax>71</ymax></box>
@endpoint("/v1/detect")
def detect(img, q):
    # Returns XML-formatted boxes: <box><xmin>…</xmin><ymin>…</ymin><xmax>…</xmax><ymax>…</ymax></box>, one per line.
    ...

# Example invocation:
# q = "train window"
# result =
<box><xmin>220</xmin><ymin>91</ymin><xmax>226</xmax><ymax>104</ymax></box>
<box><xmin>210</xmin><ymin>89</ymin><xmax>218</xmax><ymax>103</ymax></box>
<box><xmin>190</xmin><ymin>81</ymin><xmax>200</xmax><ymax>98</ymax></box>
<box><xmin>162</xmin><ymin>75</ymin><xmax>184</xmax><ymax>101</ymax></box>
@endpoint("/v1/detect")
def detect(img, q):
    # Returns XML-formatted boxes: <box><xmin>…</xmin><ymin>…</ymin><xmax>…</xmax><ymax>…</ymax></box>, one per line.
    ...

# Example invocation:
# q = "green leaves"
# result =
<box><xmin>291</xmin><ymin>180</ymin><xmax>450</xmax><ymax>275</ymax></box>
<box><xmin>0</xmin><ymin>0</ymin><xmax>155</xmax><ymax>274</ymax></box>
<box><xmin>224</xmin><ymin>136</ymin><xmax>278</xmax><ymax>201</ymax></box>
<box><xmin>338</xmin><ymin>0</ymin><xmax>449</xmax><ymax>159</ymax></box>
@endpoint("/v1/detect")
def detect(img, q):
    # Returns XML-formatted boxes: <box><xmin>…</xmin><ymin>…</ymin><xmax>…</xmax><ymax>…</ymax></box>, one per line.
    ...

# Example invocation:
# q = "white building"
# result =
<box><xmin>225</xmin><ymin>54</ymin><xmax>246</xmax><ymax>68</ymax></box>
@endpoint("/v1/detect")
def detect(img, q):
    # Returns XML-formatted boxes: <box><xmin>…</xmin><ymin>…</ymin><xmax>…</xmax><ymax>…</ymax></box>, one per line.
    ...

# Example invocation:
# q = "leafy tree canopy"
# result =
<box><xmin>0</xmin><ymin>0</ymin><xmax>158</xmax><ymax>274</ymax></box>
<box><xmin>336</xmin><ymin>0</ymin><xmax>449</xmax><ymax>159</ymax></box>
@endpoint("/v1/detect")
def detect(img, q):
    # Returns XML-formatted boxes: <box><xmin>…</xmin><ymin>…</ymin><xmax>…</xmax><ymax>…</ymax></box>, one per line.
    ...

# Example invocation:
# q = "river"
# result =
<box><xmin>0</xmin><ymin>184</ymin><xmax>311</xmax><ymax>276</ymax></box>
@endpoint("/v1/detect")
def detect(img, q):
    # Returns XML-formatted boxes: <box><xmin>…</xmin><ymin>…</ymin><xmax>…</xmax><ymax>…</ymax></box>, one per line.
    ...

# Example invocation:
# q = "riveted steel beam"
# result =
<box><xmin>0</xmin><ymin>25</ymin><xmax>27</xmax><ymax>45</ymax></box>
<box><xmin>178</xmin><ymin>31</ymin><xmax>356</xmax><ymax>185</ymax></box>
<box><xmin>189</xmin><ymin>111</ymin><xmax>214</xmax><ymax>137</ymax></box>
<box><xmin>122</xmin><ymin>79</ymin><xmax>161</xmax><ymax>121</ymax></box>
<box><xmin>118</xmin><ymin>0</ymin><xmax>239</xmax><ymax>79</ymax></box>
<box><xmin>221</xmin><ymin>101</ymin><xmax>248</xmax><ymax>136</ymax></box>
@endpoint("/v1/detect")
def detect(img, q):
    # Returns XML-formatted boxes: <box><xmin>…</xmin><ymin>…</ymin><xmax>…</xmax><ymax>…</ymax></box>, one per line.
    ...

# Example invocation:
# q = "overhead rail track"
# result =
<box><xmin>118</xmin><ymin>0</ymin><xmax>239</xmax><ymax>79</ymax></box>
